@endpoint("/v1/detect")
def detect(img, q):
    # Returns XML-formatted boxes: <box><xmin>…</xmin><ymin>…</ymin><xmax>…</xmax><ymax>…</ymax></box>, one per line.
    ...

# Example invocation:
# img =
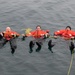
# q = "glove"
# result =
<box><xmin>22</xmin><ymin>36</ymin><xmax>25</xmax><ymax>41</ymax></box>
<box><xmin>12</xmin><ymin>34</ymin><xmax>19</xmax><ymax>38</ymax></box>
<box><xmin>22</xmin><ymin>34</ymin><xmax>28</xmax><ymax>41</ymax></box>
<box><xmin>43</xmin><ymin>34</ymin><xmax>50</xmax><ymax>39</ymax></box>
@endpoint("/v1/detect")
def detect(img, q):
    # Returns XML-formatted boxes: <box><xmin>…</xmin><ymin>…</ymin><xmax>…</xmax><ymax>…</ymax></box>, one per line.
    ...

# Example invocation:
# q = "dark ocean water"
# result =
<box><xmin>0</xmin><ymin>0</ymin><xmax>75</xmax><ymax>75</ymax></box>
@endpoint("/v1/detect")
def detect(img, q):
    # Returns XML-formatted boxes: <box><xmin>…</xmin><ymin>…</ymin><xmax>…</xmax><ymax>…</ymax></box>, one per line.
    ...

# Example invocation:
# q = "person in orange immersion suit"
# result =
<box><xmin>0</xmin><ymin>27</ymin><xmax>20</xmax><ymax>54</ymax></box>
<box><xmin>54</xmin><ymin>26</ymin><xmax>75</xmax><ymax>40</ymax></box>
<box><xmin>22</xmin><ymin>25</ymin><xmax>50</xmax><ymax>53</ymax></box>
<box><xmin>48</xmin><ymin>26</ymin><xmax>75</xmax><ymax>54</ymax></box>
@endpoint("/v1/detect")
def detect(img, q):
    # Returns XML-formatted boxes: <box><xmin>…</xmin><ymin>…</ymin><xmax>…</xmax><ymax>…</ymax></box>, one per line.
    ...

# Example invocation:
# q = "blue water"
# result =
<box><xmin>0</xmin><ymin>0</ymin><xmax>75</xmax><ymax>75</ymax></box>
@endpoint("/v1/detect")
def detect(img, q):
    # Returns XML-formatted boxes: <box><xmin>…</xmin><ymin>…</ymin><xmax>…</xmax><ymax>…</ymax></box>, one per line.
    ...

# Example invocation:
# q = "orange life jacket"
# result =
<box><xmin>54</xmin><ymin>29</ymin><xmax>75</xmax><ymax>39</ymax></box>
<box><xmin>3</xmin><ymin>31</ymin><xmax>20</xmax><ymax>40</ymax></box>
<box><xmin>27</xmin><ymin>30</ymin><xmax>48</xmax><ymax>39</ymax></box>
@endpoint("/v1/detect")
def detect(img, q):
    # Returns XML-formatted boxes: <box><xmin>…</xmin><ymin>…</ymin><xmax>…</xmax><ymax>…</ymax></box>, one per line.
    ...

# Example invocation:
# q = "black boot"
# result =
<box><xmin>69</xmin><ymin>42</ymin><xmax>75</xmax><ymax>54</ymax></box>
<box><xmin>36</xmin><ymin>42</ymin><xmax>41</xmax><ymax>52</ymax></box>
<box><xmin>29</xmin><ymin>41</ymin><xmax>34</xmax><ymax>53</ymax></box>
<box><xmin>11</xmin><ymin>48</ymin><xmax>15</xmax><ymax>54</ymax></box>
<box><xmin>48</xmin><ymin>40</ymin><xmax>55</xmax><ymax>53</ymax></box>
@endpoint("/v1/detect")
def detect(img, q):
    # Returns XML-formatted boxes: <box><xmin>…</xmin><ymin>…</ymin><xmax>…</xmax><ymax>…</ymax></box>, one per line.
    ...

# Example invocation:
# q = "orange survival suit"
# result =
<box><xmin>54</xmin><ymin>29</ymin><xmax>75</xmax><ymax>39</ymax></box>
